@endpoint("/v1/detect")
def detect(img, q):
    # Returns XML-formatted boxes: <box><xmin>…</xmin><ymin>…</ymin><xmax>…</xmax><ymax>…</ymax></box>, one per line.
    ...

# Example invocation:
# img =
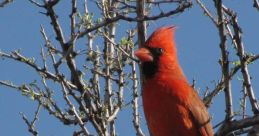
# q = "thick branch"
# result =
<box><xmin>214</xmin><ymin>0</ymin><xmax>234</xmax><ymax>121</ymax></box>
<box><xmin>131</xmin><ymin>48</ymin><xmax>145</xmax><ymax>136</ymax></box>
<box><xmin>216</xmin><ymin>115</ymin><xmax>259</xmax><ymax>135</ymax></box>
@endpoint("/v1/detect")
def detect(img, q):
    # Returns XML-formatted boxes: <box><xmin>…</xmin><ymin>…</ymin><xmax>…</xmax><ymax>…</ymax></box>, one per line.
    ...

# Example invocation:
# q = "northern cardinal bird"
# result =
<box><xmin>135</xmin><ymin>26</ymin><xmax>214</xmax><ymax>136</ymax></box>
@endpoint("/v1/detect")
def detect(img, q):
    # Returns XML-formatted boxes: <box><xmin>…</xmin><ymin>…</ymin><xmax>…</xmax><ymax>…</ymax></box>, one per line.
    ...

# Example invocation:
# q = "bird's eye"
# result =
<box><xmin>156</xmin><ymin>48</ymin><xmax>164</xmax><ymax>55</ymax></box>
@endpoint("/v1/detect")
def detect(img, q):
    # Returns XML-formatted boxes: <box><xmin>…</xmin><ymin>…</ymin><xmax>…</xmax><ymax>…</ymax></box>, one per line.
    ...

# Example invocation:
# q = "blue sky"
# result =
<box><xmin>1</xmin><ymin>1</ymin><xmax>259</xmax><ymax>136</ymax></box>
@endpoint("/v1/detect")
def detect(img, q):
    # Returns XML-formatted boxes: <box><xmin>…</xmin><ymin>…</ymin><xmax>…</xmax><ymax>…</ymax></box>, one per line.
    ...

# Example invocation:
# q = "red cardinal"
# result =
<box><xmin>135</xmin><ymin>26</ymin><xmax>214</xmax><ymax>136</ymax></box>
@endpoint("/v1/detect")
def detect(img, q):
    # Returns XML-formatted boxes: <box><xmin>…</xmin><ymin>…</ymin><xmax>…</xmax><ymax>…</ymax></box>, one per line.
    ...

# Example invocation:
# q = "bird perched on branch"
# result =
<box><xmin>134</xmin><ymin>26</ymin><xmax>214</xmax><ymax>136</ymax></box>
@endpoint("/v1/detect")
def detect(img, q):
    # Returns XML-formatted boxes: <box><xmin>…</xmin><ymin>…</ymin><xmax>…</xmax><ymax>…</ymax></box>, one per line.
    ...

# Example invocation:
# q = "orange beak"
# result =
<box><xmin>134</xmin><ymin>48</ymin><xmax>153</xmax><ymax>62</ymax></box>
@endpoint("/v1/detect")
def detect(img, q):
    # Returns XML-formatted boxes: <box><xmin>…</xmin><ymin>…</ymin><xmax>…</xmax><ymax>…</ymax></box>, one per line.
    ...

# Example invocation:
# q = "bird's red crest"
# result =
<box><xmin>145</xmin><ymin>26</ymin><xmax>177</xmax><ymax>53</ymax></box>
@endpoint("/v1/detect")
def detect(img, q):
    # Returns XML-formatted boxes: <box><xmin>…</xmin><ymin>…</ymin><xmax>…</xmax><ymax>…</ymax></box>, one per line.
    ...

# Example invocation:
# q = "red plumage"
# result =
<box><xmin>135</xmin><ymin>26</ymin><xmax>214</xmax><ymax>136</ymax></box>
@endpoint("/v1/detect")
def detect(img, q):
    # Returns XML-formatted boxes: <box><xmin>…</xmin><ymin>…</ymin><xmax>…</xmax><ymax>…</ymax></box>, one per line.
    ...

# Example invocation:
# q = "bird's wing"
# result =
<box><xmin>188</xmin><ymin>87</ymin><xmax>214</xmax><ymax>136</ymax></box>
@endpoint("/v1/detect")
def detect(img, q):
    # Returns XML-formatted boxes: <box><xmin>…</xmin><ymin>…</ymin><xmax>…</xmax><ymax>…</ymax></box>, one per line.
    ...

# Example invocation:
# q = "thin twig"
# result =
<box><xmin>196</xmin><ymin>0</ymin><xmax>218</xmax><ymax>26</ymax></box>
<box><xmin>102</xmin><ymin>32</ymin><xmax>139</xmax><ymax>62</ymax></box>
<box><xmin>0</xmin><ymin>0</ymin><xmax>13</xmax><ymax>7</ymax></box>
<box><xmin>76</xmin><ymin>1</ymin><xmax>192</xmax><ymax>39</ymax></box>
<box><xmin>28</xmin><ymin>0</ymin><xmax>43</xmax><ymax>7</ymax></box>
<box><xmin>60</xmin><ymin>81</ymin><xmax>90</xmax><ymax>136</ymax></box>
<box><xmin>203</xmin><ymin>54</ymin><xmax>259</xmax><ymax>107</ymax></box>
<box><xmin>0</xmin><ymin>50</ymin><xmax>77</xmax><ymax>89</ymax></box>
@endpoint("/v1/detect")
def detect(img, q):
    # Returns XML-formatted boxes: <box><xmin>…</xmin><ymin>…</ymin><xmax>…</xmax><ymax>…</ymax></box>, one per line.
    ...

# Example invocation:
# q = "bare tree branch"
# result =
<box><xmin>131</xmin><ymin>49</ymin><xmax>146</xmax><ymax>136</ymax></box>
<box><xmin>0</xmin><ymin>50</ymin><xmax>77</xmax><ymax>89</ymax></box>
<box><xmin>214</xmin><ymin>0</ymin><xmax>234</xmax><ymax>121</ymax></box>
<box><xmin>204</xmin><ymin>54</ymin><xmax>259</xmax><ymax>107</ymax></box>
<box><xmin>20</xmin><ymin>103</ymin><xmax>41</xmax><ymax>136</ymax></box>
<box><xmin>223</xmin><ymin>8</ymin><xmax>259</xmax><ymax>114</ymax></box>
<box><xmin>216</xmin><ymin>115</ymin><xmax>259</xmax><ymax>135</ymax></box>
<box><xmin>0</xmin><ymin>0</ymin><xmax>13</xmax><ymax>8</ymax></box>
<box><xmin>76</xmin><ymin>1</ymin><xmax>192</xmax><ymax>39</ymax></box>
<box><xmin>253</xmin><ymin>0</ymin><xmax>259</xmax><ymax>11</ymax></box>
<box><xmin>60</xmin><ymin>81</ymin><xmax>90</xmax><ymax>136</ymax></box>
<box><xmin>196</xmin><ymin>0</ymin><xmax>218</xmax><ymax>26</ymax></box>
